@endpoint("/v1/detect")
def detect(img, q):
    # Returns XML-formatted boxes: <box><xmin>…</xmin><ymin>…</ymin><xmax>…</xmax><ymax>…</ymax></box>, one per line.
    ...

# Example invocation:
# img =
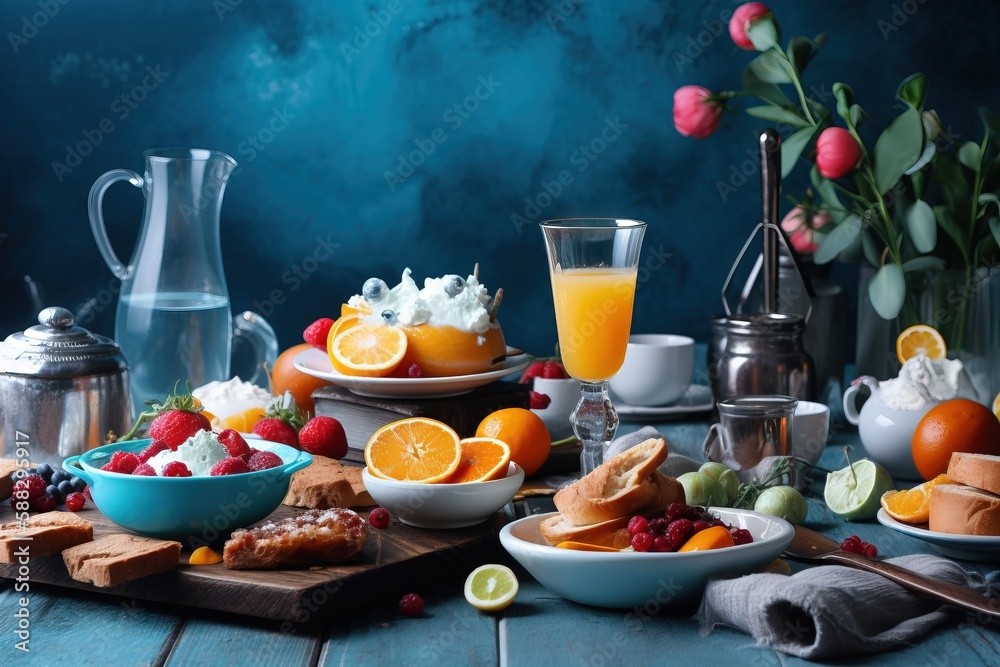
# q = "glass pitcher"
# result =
<box><xmin>88</xmin><ymin>148</ymin><xmax>278</xmax><ymax>412</ymax></box>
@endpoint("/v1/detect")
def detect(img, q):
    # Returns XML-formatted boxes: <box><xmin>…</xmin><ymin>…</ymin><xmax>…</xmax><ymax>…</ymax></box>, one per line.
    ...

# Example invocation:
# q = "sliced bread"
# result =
<box><xmin>554</xmin><ymin>438</ymin><xmax>668</xmax><ymax>526</ymax></box>
<box><xmin>539</xmin><ymin>513</ymin><xmax>633</xmax><ymax>550</ymax></box>
<box><xmin>946</xmin><ymin>452</ymin><xmax>1000</xmax><ymax>496</ymax></box>
<box><xmin>283</xmin><ymin>456</ymin><xmax>374</xmax><ymax>509</ymax></box>
<box><xmin>0</xmin><ymin>459</ymin><xmax>24</xmax><ymax>501</ymax></box>
<box><xmin>62</xmin><ymin>534</ymin><xmax>181</xmax><ymax>587</ymax></box>
<box><xmin>0</xmin><ymin>512</ymin><xmax>93</xmax><ymax>563</ymax></box>
<box><xmin>928</xmin><ymin>484</ymin><xmax>1000</xmax><ymax>536</ymax></box>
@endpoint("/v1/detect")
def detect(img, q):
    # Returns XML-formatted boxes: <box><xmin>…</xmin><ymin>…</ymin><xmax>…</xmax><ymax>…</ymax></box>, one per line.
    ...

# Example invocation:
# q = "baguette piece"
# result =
<box><xmin>539</xmin><ymin>514</ymin><xmax>632</xmax><ymax>550</ymax></box>
<box><xmin>0</xmin><ymin>512</ymin><xmax>93</xmax><ymax>563</ymax></box>
<box><xmin>283</xmin><ymin>456</ymin><xmax>374</xmax><ymax>509</ymax></box>
<box><xmin>946</xmin><ymin>452</ymin><xmax>1000</xmax><ymax>495</ymax></box>
<box><xmin>634</xmin><ymin>471</ymin><xmax>686</xmax><ymax>517</ymax></box>
<box><xmin>928</xmin><ymin>484</ymin><xmax>1000</xmax><ymax>536</ymax></box>
<box><xmin>62</xmin><ymin>534</ymin><xmax>181</xmax><ymax>587</ymax></box>
<box><xmin>554</xmin><ymin>438</ymin><xmax>668</xmax><ymax>526</ymax></box>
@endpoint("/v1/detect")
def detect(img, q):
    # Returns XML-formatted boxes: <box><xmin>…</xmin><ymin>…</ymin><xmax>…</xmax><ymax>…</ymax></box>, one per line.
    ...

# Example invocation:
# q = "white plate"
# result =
<box><xmin>613</xmin><ymin>384</ymin><xmax>714</xmax><ymax>421</ymax></box>
<box><xmin>500</xmin><ymin>508</ymin><xmax>793</xmax><ymax>609</ymax></box>
<box><xmin>877</xmin><ymin>509</ymin><xmax>1000</xmax><ymax>561</ymax></box>
<box><xmin>293</xmin><ymin>347</ymin><xmax>529</xmax><ymax>398</ymax></box>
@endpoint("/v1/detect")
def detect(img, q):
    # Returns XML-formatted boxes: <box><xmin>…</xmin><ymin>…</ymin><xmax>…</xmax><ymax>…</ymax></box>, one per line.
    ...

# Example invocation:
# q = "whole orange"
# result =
<box><xmin>269</xmin><ymin>343</ymin><xmax>333</xmax><ymax>415</ymax></box>
<box><xmin>475</xmin><ymin>408</ymin><xmax>551</xmax><ymax>477</ymax></box>
<box><xmin>911</xmin><ymin>399</ymin><xmax>1000</xmax><ymax>480</ymax></box>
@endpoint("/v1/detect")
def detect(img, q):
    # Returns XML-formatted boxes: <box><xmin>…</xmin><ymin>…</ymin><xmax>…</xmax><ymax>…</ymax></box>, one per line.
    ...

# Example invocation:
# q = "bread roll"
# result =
<box><xmin>946</xmin><ymin>452</ymin><xmax>1000</xmax><ymax>496</ymax></box>
<box><xmin>928</xmin><ymin>484</ymin><xmax>1000</xmax><ymax>536</ymax></box>
<box><xmin>539</xmin><ymin>514</ymin><xmax>632</xmax><ymax>549</ymax></box>
<box><xmin>554</xmin><ymin>438</ymin><xmax>668</xmax><ymax>526</ymax></box>
<box><xmin>635</xmin><ymin>471</ymin><xmax>686</xmax><ymax>516</ymax></box>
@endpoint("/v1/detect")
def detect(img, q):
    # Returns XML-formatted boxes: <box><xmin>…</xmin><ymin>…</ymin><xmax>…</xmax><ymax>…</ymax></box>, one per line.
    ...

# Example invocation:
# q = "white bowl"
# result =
<box><xmin>362</xmin><ymin>463</ymin><xmax>524</xmax><ymax>529</ymax></box>
<box><xmin>500</xmin><ymin>508</ymin><xmax>793</xmax><ymax>609</ymax></box>
<box><xmin>609</xmin><ymin>334</ymin><xmax>695</xmax><ymax>406</ymax></box>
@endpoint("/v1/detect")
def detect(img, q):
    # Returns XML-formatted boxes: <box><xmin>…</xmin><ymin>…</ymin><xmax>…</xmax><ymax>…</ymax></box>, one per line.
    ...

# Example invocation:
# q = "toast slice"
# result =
<box><xmin>62</xmin><ymin>534</ymin><xmax>181</xmax><ymax>587</ymax></box>
<box><xmin>539</xmin><ymin>513</ymin><xmax>632</xmax><ymax>550</ymax></box>
<box><xmin>0</xmin><ymin>512</ymin><xmax>93</xmax><ymax>563</ymax></box>
<box><xmin>928</xmin><ymin>484</ymin><xmax>1000</xmax><ymax>536</ymax></box>
<box><xmin>0</xmin><ymin>459</ymin><xmax>24</xmax><ymax>501</ymax></box>
<box><xmin>946</xmin><ymin>452</ymin><xmax>1000</xmax><ymax>496</ymax></box>
<box><xmin>554</xmin><ymin>438</ymin><xmax>668</xmax><ymax>526</ymax></box>
<box><xmin>283</xmin><ymin>456</ymin><xmax>374</xmax><ymax>509</ymax></box>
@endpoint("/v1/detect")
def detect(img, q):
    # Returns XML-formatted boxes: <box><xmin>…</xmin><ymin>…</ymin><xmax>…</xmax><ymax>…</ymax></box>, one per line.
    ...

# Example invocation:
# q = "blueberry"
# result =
<box><xmin>443</xmin><ymin>275</ymin><xmax>466</xmax><ymax>298</ymax></box>
<box><xmin>57</xmin><ymin>480</ymin><xmax>74</xmax><ymax>496</ymax></box>
<box><xmin>362</xmin><ymin>277</ymin><xmax>389</xmax><ymax>302</ymax></box>
<box><xmin>36</xmin><ymin>462</ymin><xmax>53</xmax><ymax>481</ymax></box>
<box><xmin>381</xmin><ymin>309</ymin><xmax>398</xmax><ymax>325</ymax></box>
<box><xmin>46</xmin><ymin>485</ymin><xmax>63</xmax><ymax>504</ymax></box>
<box><xmin>70</xmin><ymin>476</ymin><xmax>86</xmax><ymax>492</ymax></box>
<box><xmin>50</xmin><ymin>470</ymin><xmax>67</xmax><ymax>485</ymax></box>
<box><xmin>24</xmin><ymin>467</ymin><xmax>36</xmax><ymax>476</ymax></box>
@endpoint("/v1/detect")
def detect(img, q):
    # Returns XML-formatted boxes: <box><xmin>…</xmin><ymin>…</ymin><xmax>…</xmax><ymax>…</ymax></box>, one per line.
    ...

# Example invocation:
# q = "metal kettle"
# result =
<box><xmin>0</xmin><ymin>306</ymin><xmax>132</xmax><ymax>464</ymax></box>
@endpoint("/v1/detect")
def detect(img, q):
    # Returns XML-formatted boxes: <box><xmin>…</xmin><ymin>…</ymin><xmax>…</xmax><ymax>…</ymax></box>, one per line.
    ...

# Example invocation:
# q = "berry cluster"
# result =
<box><xmin>627</xmin><ymin>502</ymin><xmax>753</xmax><ymax>553</ymax></box>
<box><xmin>519</xmin><ymin>360</ymin><xmax>567</xmax><ymax>384</ymax></box>
<box><xmin>9</xmin><ymin>462</ymin><xmax>87</xmax><ymax>513</ymax></box>
<box><xmin>839</xmin><ymin>534</ymin><xmax>878</xmax><ymax>558</ymax></box>
<box><xmin>100</xmin><ymin>430</ymin><xmax>283</xmax><ymax>478</ymax></box>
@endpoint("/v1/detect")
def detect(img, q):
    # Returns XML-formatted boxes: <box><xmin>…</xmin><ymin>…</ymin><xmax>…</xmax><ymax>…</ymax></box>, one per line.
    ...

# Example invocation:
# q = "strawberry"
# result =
<box><xmin>303</xmin><ymin>317</ymin><xmax>335</xmax><ymax>349</ymax></box>
<box><xmin>253</xmin><ymin>418</ymin><xmax>298</xmax><ymax>447</ymax></box>
<box><xmin>541</xmin><ymin>360</ymin><xmax>567</xmax><ymax>379</ymax></box>
<box><xmin>247</xmin><ymin>450</ymin><xmax>283</xmax><ymax>471</ymax></box>
<box><xmin>218</xmin><ymin>429</ymin><xmax>251</xmax><ymax>457</ymax></box>
<box><xmin>298</xmin><ymin>416</ymin><xmax>348</xmax><ymax>459</ymax></box>
<box><xmin>138</xmin><ymin>439</ymin><xmax>169</xmax><ymax>463</ymax></box>
<box><xmin>529</xmin><ymin>391</ymin><xmax>551</xmax><ymax>410</ymax></box>
<box><xmin>119</xmin><ymin>383</ymin><xmax>211</xmax><ymax>449</ymax></box>
<box><xmin>210</xmin><ymin>457</ymin><xmax>251</xmax><ymax>476</ymax></box>
<box><xmin>519</xmin><ymin>361</ymin><xmax>545</xmax><ymax>384</ymax></box>
<box><xmin>132</xmin><ymin>463</ymin><xmax>157</xmax><ymax>476</ymax></box>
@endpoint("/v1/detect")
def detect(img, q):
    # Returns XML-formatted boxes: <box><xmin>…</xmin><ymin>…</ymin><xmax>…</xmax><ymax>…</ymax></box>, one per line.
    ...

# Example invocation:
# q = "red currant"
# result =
<box><xmin>65</xmin><ymin>492</ymin><xmax>86</xmax><ymax>512</ymax></box>
<box><xmin>627</xmin><ymin>515</ymin><xmax>648</xmax><ymax>536</ymax></box>
<box><xmin>652</xmin><ymin>536</ymin><xmax>670</xmax><ymax>553</ymax></box>
<box><xmin>861</xmin><ymin>542</ymin><xmax>878</xmax><ymax>558</ymax></box>
<box><xmin>631</xmin><ymin>532</ymin><xmax>653</xmax><ymax>552</ymax></box>
<box><xmin>368</xmin><ymin>507</ymin><xmax>391</xmax><ymax>529</ymax></box>
<box><xmin>399</xmin><ymin>593</ymin><xmax>424</xmax><ymax>616</ymax></box>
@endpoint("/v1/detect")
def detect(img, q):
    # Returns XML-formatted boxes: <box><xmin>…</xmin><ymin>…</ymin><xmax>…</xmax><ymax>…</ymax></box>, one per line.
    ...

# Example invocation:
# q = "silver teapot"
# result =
<box><xmin>0</xmin><ymin>307</ymin><xmax>132</xmax><ymax>464</ymax></box>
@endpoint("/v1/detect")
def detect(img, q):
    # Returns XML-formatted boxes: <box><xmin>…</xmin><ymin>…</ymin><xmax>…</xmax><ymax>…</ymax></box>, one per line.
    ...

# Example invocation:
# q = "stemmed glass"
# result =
<box><xmin>540</xmin><ymin>218</ymin><xmax>646</xmax><ymax>474</ymax></box>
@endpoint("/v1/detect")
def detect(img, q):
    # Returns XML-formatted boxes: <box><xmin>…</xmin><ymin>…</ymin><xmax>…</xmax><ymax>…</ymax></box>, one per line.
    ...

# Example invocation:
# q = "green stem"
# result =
<box><xmin>117</xmin><ymin>410</ymin><xmax>156</xmax><ymax>442</ymax></box>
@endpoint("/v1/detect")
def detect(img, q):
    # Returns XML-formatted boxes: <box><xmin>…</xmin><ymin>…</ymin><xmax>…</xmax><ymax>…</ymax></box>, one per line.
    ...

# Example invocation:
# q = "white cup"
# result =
<box><xmin>531</xmin><ymin>376</ymin><xmax>581</xmax><ymax>440</ymax></box>
<box><xmin>791</xmin><ymin>400</ymin><xmax>830</xmax><ymax>465</ymax></box>
<box><xmin>609</xmin><ymin>334</ymin><xmax>695</xmax><ymax>406</ymax></box>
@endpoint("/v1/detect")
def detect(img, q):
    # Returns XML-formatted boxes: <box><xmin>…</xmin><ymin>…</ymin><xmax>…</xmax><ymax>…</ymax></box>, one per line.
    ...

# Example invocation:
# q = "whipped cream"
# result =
<box><xmin>146</xmin><ymin>429</ymin><xmax>229</xmax><ymax>477</ymax></box>
<box><xmin>193</xmin><ymin>377</ymin><xmax>272</xmax><ymax>420</ymax></box>
<box><xmin>880</xmin><ymin>355</ymin><xmax>964</xmax><ymax>410</ymax></box>
<box><xmin>348</xmin><ymin>268</ymin><xmax>497</xmax><ymax>334</ymax></box>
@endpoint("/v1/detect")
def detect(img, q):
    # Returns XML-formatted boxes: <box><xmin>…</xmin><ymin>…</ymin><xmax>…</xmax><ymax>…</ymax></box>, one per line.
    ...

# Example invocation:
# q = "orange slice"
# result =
<box><xmin>222</xmin><ymin>407</ymin><xmax>267</xmax><ymax>433</ymax></box>
<box><xmin>896</xmin><ymin>324</ymin><xmax>946</xmax><ymax>365</ymax></box>
<box><xmin>444</xmin><ymin>437</ymin><xmax>511</xmax><ymax>483</ymax></box>
<box><xmin>329</xmin><ymin>322</ymin><xmax>407</xmax><ymax>377</ymax></box>
<box><xmin>677</xmin><ymin>525</ymin><xmax>736</xmax><ymax>552</ymax></box>
<box><xmin>341</xmin><ymin>302</ymin><xmax>372</xmax><ymax>318</ymax></box>
<box><xmin>879</xmin><ymin>473</ymin><xmax>952</xmax><ymax>524</ymax></box>
<box><xmin>364</xmin><ymin>417</ymin><xmax>462</xmax><ymax>483</ymax></box>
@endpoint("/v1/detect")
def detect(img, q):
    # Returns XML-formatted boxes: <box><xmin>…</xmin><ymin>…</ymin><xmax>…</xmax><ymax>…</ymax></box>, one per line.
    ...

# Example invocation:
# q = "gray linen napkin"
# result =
<box><xmin>695</xmin><ymin>553</ymin><xmax>996</xmax><ymax>659</ymax></box>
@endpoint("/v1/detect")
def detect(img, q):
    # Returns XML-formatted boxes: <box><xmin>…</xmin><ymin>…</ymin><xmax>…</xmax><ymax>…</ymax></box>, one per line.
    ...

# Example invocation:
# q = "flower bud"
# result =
<box><xmin>729</xmin><ymin>2</ymin><xmax>771</xmax><ymax>50</ymax></box>
<box><xmin>673</xmin><ymin>85</ymin><xmax>723</xmax><ymax>139</ymax></box>
<box><xmin>780</xmin><ymin>205</ymin><xmax>832</xmax><ymax>253</ymax></box>
<box><xmin>815</xmin><ymin>127</ymin><xmax>862</xmax><ymax>179</ymax></box>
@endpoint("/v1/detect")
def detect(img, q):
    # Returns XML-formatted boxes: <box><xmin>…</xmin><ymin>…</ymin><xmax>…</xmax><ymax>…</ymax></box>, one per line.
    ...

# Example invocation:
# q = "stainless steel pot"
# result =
<box><xmin>0</xmin><ymin>307</ymin><xmax>132</xmax><ymax>464</ymax></box>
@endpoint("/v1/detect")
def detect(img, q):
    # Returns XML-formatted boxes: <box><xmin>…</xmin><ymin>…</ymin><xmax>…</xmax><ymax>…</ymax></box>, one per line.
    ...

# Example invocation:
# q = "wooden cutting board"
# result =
<box><xmin>0</xmin><ymin>502</ymin><xmax>505</xmax><ymax>623</ymax></box>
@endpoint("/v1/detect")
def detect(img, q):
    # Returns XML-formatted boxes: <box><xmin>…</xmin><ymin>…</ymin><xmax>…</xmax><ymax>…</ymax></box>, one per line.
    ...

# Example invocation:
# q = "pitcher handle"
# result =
<box><xmin>842</xmin><ymin>376</ymin><xmax>878</xmax><ymax>425</ymax></box>
<box><xmin>88</xmin><ymin>168</ymin><xmax>144</xmax><ymax>280</ymax></box>
<box><xmin>232</xmin><ymin>310</ymin><xmax>279</xmax><ymax>389</ymax></box>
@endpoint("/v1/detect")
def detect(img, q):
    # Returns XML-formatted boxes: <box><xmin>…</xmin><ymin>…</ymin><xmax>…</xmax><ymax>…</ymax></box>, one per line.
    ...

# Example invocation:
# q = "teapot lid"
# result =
<box><xmin>0</xmin><ymin>307</ymin><xmax>128</xmax><ymax>378</ymax></box>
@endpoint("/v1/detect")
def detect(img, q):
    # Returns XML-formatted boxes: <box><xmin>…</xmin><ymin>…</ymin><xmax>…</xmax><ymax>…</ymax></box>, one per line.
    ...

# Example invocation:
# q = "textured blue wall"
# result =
<box><xmin>2</xmin><ymin>0</ymin><xmax>999</xmax><ymax>361</ymax></box>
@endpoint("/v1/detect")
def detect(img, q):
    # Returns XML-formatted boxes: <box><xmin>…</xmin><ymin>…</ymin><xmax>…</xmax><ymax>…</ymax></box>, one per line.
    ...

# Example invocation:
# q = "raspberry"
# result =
<box><xmin>35</xmin><ymin>494</ymin><xmax>57</xmax><ymax>512</ymax></box>
<box><xmin>210</xmin><ymin>457</ymin><xmax>251</xmax><ymax>476</ymax></box>
<box><xmin>83</xmin><ymin>485</ymin><xmax>92</xmax><ymax>500</ymax></box>
<box><xmin>303</xmin><ymin>317</ymin><xmax>335</xmax><ymax>349</ymax></box>
<box><xmin>218</xmin><ymin>429</ymin><xmax>251</xmax><ymax>457</ymax></box>
<box><xmin>247</xmin><ymin>450</ymin><xmax>283</xmax><ymax>471</ymax></box>
<box><xmin>162</xmin><ymin>462</ymin><xmax>192</xmax><ymax>478</ymax></box>
<box><xmin>731</xmin><ymin>528</ymin><xmax>753</xmax><ymax>546</ymax></box>
<box><xmin>368</xmin><ymin>507</ymin><xmax>391</xmax><ymax>529</ymax></box>
<box><xmin>652</xmin><ymin>536</ymin><xmax>670</xmax><ymax>552</ymax></box>
<box><xmin>540</xmin><ymin>361</ymin><xmax>566</xmax><ymax>379</ymax></box>
<box><xmin>65</xmin><ymin>492</ymin><xmax>86</xmax><ymax>512</ymax></box>
<box><xmin>631</xmin><ymin>532</ymin><xmax>653</xmax><ymax>552</ymax></box>
<box><xmin>691</xmin><ymin>520</ymin><xmax>711</xmax><ymax>534</ymax></box>
<box><xmin>528</xmin><ymin>391</ymin><xmax>551</xmax><ymax>410</ymax></box>
<box><xmin>13</xmin><ymin>474</ymin><xmax>46</xmax><ymax>500</ymax></box>
<box><xmin>663</xmin><ymin>502</ymin><xmax>687</xmax><ymax>524</ymax></box>
<box><xmin>109</xmin><ymin>451</ymin><xmax>140</xmax><ymax>474</ymax></box>
<box><xmin>138</xmin><ymin>439</ymin><xmax>170</xmax><ymax>463</ymax></box>
<box><xmin>648</xmin><ymin>517</ymin><xmax>669</xmax><ymax>536</ymax></box>
<box><xmin>399</xmin><ymin>593</ymin><xmax>424</xmax><ymax>616</ymax></box>
<box><xmin>406</xmin><ymin>363</ymin><xmax>424</xmax><ymax>378</ymax></box>
<box><xmin>627</xmin><ymin>515</ymin><xmax>648</xmax><ymax>536</ymax></box>
<box><xmin>132</xmin><ymin>464</ymin><xmax>157</xmax><ymax>476</ymax></box>
<box><xmin>667</xmin><ymin>518</ymin><xmax>694</xmax><ymax>546</ymax></box>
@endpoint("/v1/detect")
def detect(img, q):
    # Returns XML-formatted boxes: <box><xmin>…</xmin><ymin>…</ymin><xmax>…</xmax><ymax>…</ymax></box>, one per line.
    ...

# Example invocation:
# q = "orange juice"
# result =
<box><xmin>549</xmin><ymin>267</ymin><xmax>637</xmax><ymax>382</ymax></box>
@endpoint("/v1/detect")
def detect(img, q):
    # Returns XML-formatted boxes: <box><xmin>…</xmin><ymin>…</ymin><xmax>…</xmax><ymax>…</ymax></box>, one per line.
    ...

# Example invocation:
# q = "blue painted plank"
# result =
<box><xmin>0</xmin><ymin>582</ymin><xmax>180</xmax><ymax>665</ymax></box>
<box><xmin>166</xmin><ymin>615</ymin><xmax>319</xmax><ymax>666</ymax></box>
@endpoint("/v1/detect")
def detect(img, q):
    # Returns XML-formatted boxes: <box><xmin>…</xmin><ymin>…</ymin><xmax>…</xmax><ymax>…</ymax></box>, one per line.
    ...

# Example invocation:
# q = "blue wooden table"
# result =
<box><xmin>2</xmin><ymin>413</ymin><xmax>998</xmax><ymax>666</ymax></box>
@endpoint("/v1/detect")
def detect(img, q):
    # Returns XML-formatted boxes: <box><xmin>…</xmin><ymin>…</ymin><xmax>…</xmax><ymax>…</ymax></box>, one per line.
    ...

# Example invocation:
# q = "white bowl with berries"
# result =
<box><xmin>521</xmin><ymin>360</ymin><xmax>580</xmax><ymax>440</ymax></box>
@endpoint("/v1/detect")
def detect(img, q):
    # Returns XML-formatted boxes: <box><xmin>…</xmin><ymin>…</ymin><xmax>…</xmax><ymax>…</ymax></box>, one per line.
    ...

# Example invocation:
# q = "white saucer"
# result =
<box><xmin>876</xmin><ymin>509</ymin><xmax>1000</xmax><ymax>561</ymax></box>
<box><xmin>613</xmin><ymin>384</ymin><xmax>714</xmax><ymax>421</ymax></box>
<box><xmin>293</xmin><ymin>347</ymin><xmax>529</xmax><ymax>399</ymax></box>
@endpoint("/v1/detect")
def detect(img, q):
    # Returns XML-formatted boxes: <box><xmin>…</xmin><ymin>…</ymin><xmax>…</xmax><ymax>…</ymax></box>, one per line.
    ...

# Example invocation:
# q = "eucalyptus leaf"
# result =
<box><xmin>814</xmin><ymin>213</ymin><xmax>862</xmax><ymax>264</ymax></box>
<box><xmin>747</xmin><ymin>14</ymin><xmax>780</xmax><ymax>51</ymax></box>
<box><xmin>868</xmin><ymin>263</ymin><xmax>906</xmax><ymax>320</ymax></box>
<box><xmin>837</xmin><ymin>233</ymin><xmax>866</xmax><ymax>264</ymax></box>
<box><xmin>861</xmin><ymin>231</ymin><xmax>883</xmax><ymax>267</ymax></box>
<box><xmin>747</xmin><ymin>50</ymin><xmax>793</xmax><ymax>84</ymax></box>
<box><xmin>990</xmin><ymin>216</ymin><xmax>1000</xmax><ymax>248</ymax></box>
<box><xmin>979</xmin><ymin>107</ymin><xmax>1000</xmax><ymax>139</ymax></box>
<box><xmin>781</xmin><ymin>126</ymin><xmax>818</xmax><ymax>178</ymax></box>
<box><xmin>896</xmin><ymin>73</ymin><xmax>928</xmax><ymax>110</ymax></box>
<box><xmin>906</xmin><ymin>200</ymin><xmax>937</xmax><ymax>253</ymax></box>
<box><xmin>902</xmin><ymin>256</ymin><xmax>947</xmax><ymax>273</ymax></box>
<box><xmin>810</xmin><ymin>165</ymin><xmax>847</xmax><ymax>223</ymax></box>
<box><xmin>980</xmin><ymin>192</ymin><xmax>1000</xmax><ymax>210</ymax></box>
<box><xmin>786</xmin><ymin>36</ymin><xmax>818</xmax><ymax>75</ymax></box>
<box><xmin>745</xmin><ymin>106</ymin><xmax>810</xmax><ymax>128</ymax></box>
<box><xmin>742</xmin><ymin>67</ymin><xmax>792</xmax><ymax>107</ymax></box>
<box><xmin>873</xmin><ymin>107</ymin><xmax>923</xmax><ymax>194</ymax></box>
<box><xmin>974</xmin><ymin>232</ymin><xmax>998</xmax><ymax>267</ymax></box>
<box><xmin>849</xmin><ymin>104</ymin><xmax>862</xmax><ymax>128</ymax></box>
<box><xmin>958</xmin><ymin>141</ymin><xmax>982</xmax><ymax>171</ymax></box>
<box><xmin>934</xmin><ymin>205</ymin><xmax>970</xmax><ymax>263</ymax></box>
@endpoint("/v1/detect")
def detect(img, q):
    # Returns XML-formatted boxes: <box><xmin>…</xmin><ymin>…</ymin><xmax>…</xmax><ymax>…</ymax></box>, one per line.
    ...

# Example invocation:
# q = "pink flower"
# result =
<box><xmin>729</xmin><ymin>2</ymin><xmax>771</xmax><ymax>50</ymax></box>
<box><xmin>673</xmin><ymin>86</ymin><xmax>723</xmax><ymax>139</ymax></box>
<box><xmin>780</xmin><ymin>205</ymin><xmax>832</xmax><ymax>253</ymax></box>
<box><xmin>815</xmin><ymin>127</ymin><xmax>862</xmax><ymax>179</ymax></box>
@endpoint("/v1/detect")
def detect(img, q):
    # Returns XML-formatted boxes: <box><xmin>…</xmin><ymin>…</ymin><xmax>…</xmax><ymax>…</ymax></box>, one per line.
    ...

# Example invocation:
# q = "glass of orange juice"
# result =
<box><xmin>540</xmin><ymin>218</ymin><xmax>646</xmax><ymax>474</ymax></box>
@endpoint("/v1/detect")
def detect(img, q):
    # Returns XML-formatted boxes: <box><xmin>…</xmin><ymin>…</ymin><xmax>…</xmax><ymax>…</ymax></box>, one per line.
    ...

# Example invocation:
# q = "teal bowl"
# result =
<box><xmin>63</xmin><ymin>438</ymin><xmax>312</xmax><ymax>547</ymax></box>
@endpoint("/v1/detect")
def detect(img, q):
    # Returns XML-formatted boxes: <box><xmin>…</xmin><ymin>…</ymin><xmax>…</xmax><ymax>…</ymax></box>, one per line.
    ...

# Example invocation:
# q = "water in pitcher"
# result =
<box><xmin>116</xmin><ymin>292</ymin><xmax>232</xmax><ymax>407</ymax></box>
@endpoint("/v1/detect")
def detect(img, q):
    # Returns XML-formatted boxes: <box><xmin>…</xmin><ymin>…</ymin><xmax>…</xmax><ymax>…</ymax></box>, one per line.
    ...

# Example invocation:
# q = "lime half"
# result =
<box><xmin>824</xmin><ymin>460</ymin><xmax>895</xmax><ymax>521</ymax></box>
<box><xmin>464</xmin><ymin>564</ymin><xmax>519</xmax><ymax>612</ymax></box>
